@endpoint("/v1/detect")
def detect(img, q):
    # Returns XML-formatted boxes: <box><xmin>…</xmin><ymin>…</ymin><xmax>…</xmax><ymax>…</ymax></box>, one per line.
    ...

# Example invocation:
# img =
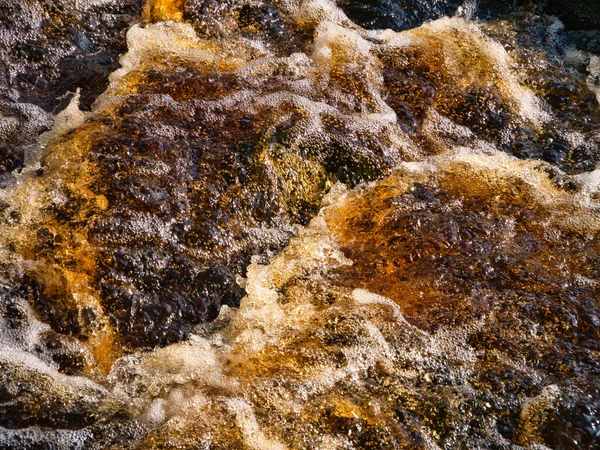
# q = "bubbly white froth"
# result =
<box><xmin>1</xmin><ymin>0</ymin><xmax>599</xmax><ymax>448</ymax></box>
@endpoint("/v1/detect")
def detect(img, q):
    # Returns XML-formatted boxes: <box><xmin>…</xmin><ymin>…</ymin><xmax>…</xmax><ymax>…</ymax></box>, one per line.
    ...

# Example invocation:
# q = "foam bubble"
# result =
<box><xmin>588</xmin><ymin>55</ymin><xmax>600</xmax><ymax>106</ymax></box>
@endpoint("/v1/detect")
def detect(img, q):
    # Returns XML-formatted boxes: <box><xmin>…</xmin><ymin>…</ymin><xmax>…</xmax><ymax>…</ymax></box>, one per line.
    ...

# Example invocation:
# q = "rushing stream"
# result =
<box><xmin>0</xmin><ymin>0</ymin><xmax>599</xmax><ymax>448</ymax></box>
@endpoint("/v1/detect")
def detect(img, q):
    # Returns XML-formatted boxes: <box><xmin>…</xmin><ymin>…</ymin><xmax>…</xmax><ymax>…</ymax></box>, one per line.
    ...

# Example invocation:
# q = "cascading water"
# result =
<box><xmin>0</xmin><ymin>0</ymin><xmax>599</xmax><ymax>448</ymax></box>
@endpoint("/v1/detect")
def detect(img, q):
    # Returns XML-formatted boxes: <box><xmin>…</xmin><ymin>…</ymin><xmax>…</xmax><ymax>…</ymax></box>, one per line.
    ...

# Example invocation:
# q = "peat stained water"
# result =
<box><xmin>0</xmin><ymin>0</ymin><xmax>599</xmax><ymax>449</ymax></box>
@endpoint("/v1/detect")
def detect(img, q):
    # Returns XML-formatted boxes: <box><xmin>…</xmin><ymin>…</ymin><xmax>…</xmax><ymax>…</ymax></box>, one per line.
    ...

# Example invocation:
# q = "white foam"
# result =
<box><xmin>226</xmin><ymin>399</ymin><xmax>288</xmax><ymax>450</ymax></box>
<box><xmin>1</xmin><ymin>1</ymin><xmax>598</xmax><ymax>447</ymax></box>
<box><xmin>39</xmin><ymin>89</ymin><xmax>89</xmax><ymax>149</ymax></box>
<box><xmin>587</xmin><ymin>55</ymin><xmax>600</xmax><ymax>106</ymax></box>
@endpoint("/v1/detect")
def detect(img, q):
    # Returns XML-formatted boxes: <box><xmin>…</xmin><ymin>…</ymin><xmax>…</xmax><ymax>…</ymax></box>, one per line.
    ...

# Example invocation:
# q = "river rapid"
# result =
<box><xmin>0</xmin><ymin>1</ymin><xmax>599</xmax><ymax>448</ymax></box>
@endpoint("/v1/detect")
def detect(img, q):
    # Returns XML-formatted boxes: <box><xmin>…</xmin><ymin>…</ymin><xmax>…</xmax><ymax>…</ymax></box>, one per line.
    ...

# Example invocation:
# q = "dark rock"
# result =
<box><xmin>326</xmin><ymin>164</ymin><xmax>600</xmax><ymax>448</ymax></box>
<box><xmin>0</xmin><ymin>357</ymin><xmax>131</xmax><ymax>429</ymax></box>
<box><xmin>547</xmin><ymin>0</ymin><xmax>600</xmax><ymax>30</ymax></box>
<box><xmin>20</xmin><ymin>60</ymin><xmax>393</xmax><ymax>350</ymax></box>
<box><xmin>337</xmin><ymin>0</ymin><xmax>462</xmax><ymax>31</ymax></box>
<box><xmin>477</xmin><ymin>0</ymin><xmax>545</xmax><ymax>20</ymax></box>
<box><xmin>0</xmin><ymin>0</ymin><xmax>144</xmax><ymax>177</ymax></box>
<box><xmin>184</xmin><ymin>0</ymin><xmax>308</xmax><ymax>54</ymax></box>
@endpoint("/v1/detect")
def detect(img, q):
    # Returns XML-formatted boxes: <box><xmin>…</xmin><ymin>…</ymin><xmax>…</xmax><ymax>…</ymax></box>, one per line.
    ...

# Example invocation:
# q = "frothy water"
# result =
<box><xmin>0</xmin><ymin>0</ymin><xmax>599</xmax><ymax>448</ymax></box>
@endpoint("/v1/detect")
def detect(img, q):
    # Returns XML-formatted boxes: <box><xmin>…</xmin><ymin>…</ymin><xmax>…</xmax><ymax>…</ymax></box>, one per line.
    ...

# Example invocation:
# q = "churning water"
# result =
<box><xmin>0</xmin><ymin>0</ymin><xmax>599</xmax><ymax>448</ymax></box>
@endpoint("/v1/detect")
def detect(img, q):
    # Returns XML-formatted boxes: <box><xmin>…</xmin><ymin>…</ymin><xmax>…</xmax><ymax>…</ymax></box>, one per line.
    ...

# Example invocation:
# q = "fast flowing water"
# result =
<box><xmin>0</xmin><ymin>1</ymin><xmax>599</xmax><ymax>448</ymax></box>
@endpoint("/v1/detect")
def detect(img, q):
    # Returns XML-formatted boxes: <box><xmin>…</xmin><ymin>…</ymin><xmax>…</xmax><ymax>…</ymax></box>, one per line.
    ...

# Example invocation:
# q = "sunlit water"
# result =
<box><xmin>0</xmin><ymin>1</ymin><xmax>599</xmax><ymax>448</ymax></box>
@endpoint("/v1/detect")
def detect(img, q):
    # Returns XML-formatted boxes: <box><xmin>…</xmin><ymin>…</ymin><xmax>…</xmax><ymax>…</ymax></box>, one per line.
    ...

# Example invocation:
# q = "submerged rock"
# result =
<box><xmin>0</xmin><ymin>0</ymin><xmax>599</xmax><ymax>446</ymax></box>
<box><xmin>337</xmin><ymin>0</ymin><xmax>462</xmax><ymax>31</ymax></box>
<box><xmin>1</xmin><ymin>0</ymin><xmax>599</xmax><ymax>362</ymax></box>
<box><xmin>547</xmin><ymin>0</ymin><xmax>600</xmax><ymax>30</ymax></box>
<box><xmin>322</xmin><ymin>154</ymin><xmax>600</xmax><ymax>449</ymax></box>
<box><xmin>87</xmin><ymin>152</ymin><xmax>599</xmax><ymax>450</ymax></box>
<box><xmin>0</xmin><ymin>0</ymin><xmax>143</xmax><ymax>180</ymax></box>
<box><xmin>1</xmin><ymin>13</ymin><xmax>400</xmax><ymax>355</ymax></box>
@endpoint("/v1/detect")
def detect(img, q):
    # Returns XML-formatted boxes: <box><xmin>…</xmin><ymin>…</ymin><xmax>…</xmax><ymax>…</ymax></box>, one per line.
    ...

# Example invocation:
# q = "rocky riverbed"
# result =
<box><xmin>0</xmin><ymin>1</ymin><xmax>599</xmax><ymax>448</ymax></box>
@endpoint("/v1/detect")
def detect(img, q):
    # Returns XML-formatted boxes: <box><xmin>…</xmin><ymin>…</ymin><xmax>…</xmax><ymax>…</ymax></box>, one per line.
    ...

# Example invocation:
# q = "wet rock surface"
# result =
<box><xmin>547</xmin><ymin>0</ymin><xmax>600</xmax><ymax>30</ymax></box>
<box><xmin>0</xmin><ymin>0</ymin><xmax>599</xmax><ymax>447</ymax></box>
<box><xmin>1</xmin><ymin>0</ymin><xmax>410</xmax><ymax>357</ymax></box>
<box><xmin>19</xmin><ymin>49</ymin><xmax>394</xmax><ymax>351</ymax></box>
<box><xmin>340</xmin><ymin>0</ymin><xmax>600</xmax><ymax>32</ymax></box>
<box><xmin>105</xmin><ymin>154</ymin><xmax>600</xmax><ymax>450</ymax></box>
<box><xmin>326</xmin><ymin>157</ymin><xmax>600</xmax><ymax>448</ymax></box>
<box><xmin>0</xmin><ymin>0</ymin><xmax>143</xmax><ymax>180</ymax></box>
<box><xmin>337</xmin><ymin>0</ymin><xmax>462</xmax><ymax>31</ymax></box>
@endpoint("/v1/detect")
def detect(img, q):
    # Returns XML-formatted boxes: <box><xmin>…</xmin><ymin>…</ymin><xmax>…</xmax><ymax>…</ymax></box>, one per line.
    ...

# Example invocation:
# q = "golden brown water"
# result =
<box><xmin>0</xmin><ymin>0</ymin><xmax>599</xmax><ymax>448</ymax></box>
